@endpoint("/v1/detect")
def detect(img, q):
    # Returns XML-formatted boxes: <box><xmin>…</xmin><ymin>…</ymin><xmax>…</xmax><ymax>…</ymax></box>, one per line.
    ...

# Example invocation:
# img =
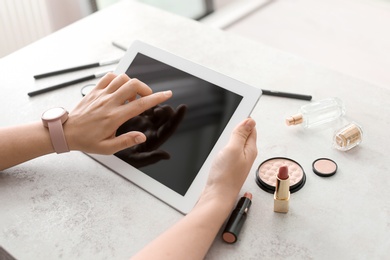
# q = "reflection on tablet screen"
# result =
<box><xmin>115</xmin><ymin>53</ymin><xmax>242</xmax><ymax>196</ymax></box>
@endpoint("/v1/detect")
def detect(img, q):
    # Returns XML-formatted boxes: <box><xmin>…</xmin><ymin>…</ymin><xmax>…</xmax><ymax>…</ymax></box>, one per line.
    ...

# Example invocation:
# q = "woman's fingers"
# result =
<box><xmin>96</xmin><ymin>74</ymin><xmax>155</xmax><ymax>105</ymax></box>
<box><xmin>107</xmin><ymin>73</ymin><xmax>130</xmax><ymax>93</ymax></box>
<box><xmin>245</xmin><ymin>123</ymin><xmax>257</xmax><ymax>159</ymax></box>
<box><xmin>101</xmin><ymin>131</ymin><xmax>147</xmax><ymax>154</ymax></box>
<box><xmin>230</xmin><ymin>118</ymin><xmax>257</xmax><ymax>159</ymax></box>
<box><xmin>113</xmin><ymin>78</ymin><xmax>153</xmax><ymax>103</ymax></box>
<box><xmin>118</xmin><ymin>90</ymin><xmax>173</xmax><ymax>122</ymax></box>
<box><xmin>230</xmin><ymin>118</ymin><xmax>256</xmax><ymax>145</ymax></box>
<box><xmin>95</xmin><ymin>72</ymin><xmax>117</xmax><ymax>90</ymax></box>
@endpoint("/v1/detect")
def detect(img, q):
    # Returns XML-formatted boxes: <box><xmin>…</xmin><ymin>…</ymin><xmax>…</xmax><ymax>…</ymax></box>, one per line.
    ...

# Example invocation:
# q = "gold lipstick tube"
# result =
<box><xmin>274</xmin><ymin>176</ymin><xmax>290</xmax><ymax>213</ymax></box>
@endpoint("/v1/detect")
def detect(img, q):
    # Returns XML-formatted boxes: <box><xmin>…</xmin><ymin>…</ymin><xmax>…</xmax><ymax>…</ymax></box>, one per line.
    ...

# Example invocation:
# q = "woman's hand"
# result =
<box><xmin>64</xmin><ymin>73</ymin><xmax>173</xmax><ymax>154</ymax></box>
<box><xmin>200</xmin><ymin>118</ymin><xmax>258</xmax><ymax>207</ymax></box>
<box><xmin>132</xmin><ymin>118</ymin><xmax>257</xmax><ymax>260</ymax></box>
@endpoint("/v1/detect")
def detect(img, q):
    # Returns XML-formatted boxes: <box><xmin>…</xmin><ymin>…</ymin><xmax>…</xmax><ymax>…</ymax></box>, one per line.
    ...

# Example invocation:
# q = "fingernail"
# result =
<box><xmin>244</xmin><ymin>118</ymin><xmax>255</xmax><ymax>131</ymax></box>
<box><xmin>135</xmin><ymin>135</ymin><xmax>145</xmax><ymax>144</ymax></box>
<box><xmin>163</xmin><ymin>90</ymin><xmax>172</xmax><ymax>97</ymax></box>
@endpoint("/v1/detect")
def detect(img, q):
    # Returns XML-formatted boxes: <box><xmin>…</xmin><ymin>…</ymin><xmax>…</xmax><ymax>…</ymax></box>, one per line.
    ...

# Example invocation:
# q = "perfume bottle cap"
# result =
<box><xmin>333</xmin><ymin>122</ymin><xmax>363</xmax><ymax>151</ymax></box>
<box><xmin>286</xmin><ymin>114</ymin><xmax>303</xmax><ymax>126</ymax></box>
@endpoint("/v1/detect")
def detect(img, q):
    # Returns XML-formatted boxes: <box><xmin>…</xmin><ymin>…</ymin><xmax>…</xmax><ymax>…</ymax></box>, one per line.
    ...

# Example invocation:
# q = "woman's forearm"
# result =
<box><xmin>0</xmin><ymin>122</ymin><xmax>54</xmax><ymax>170</ymax></box>
<box><xmin>0</xmin><ymin>73</ymin><xmax>173</xmax><ymax>171</ymax></box>
<box><xmin>132</xmin><ymin>118</ymin><xmax>257</xmax><ymax>259</ymax></box>
<box><xmin>132</xmin><ymin>196</ymin><xmax>234</xmax><ymax>260</ymax></box>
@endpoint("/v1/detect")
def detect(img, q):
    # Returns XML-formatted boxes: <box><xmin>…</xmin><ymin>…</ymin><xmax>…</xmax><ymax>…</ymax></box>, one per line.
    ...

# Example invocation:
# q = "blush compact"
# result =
<box><xmin>312</xmin><ymin>158</ymin><xmax>338</xmax><ymax>177</ymax></box>
<box><xmin>255</xmin><ymin>157</ymin><xmax>306</xmax><ymax>193</ymax></box>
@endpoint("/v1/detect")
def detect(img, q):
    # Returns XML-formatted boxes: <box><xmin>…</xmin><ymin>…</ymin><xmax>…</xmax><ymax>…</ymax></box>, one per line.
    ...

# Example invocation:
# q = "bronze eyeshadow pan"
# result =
<box><xmin>255</xmin><ymin>157</ymin><xmax>306</xmax><ymax>194</ymax></box>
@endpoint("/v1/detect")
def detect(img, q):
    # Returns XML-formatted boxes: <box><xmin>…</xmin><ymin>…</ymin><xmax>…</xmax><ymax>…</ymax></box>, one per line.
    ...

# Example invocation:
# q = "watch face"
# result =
<box><xmin>42</xmin><ymin>107</ymin><xmax>67</xmax><ymax>120</ymax></box>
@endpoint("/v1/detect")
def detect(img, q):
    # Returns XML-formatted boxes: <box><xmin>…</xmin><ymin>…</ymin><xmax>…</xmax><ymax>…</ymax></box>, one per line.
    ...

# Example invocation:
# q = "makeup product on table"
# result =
<box><xmin>28</xmin><ymin>71</ymin><xmax>110</xmax><ymax>97</ymax></box>
<box><xmin>286</xmin><ymin>97</ymin><xmax>346</xmax><ymax>128</ymax></box>
<box><xmin>112</xmin><ymin>41</ymin><xmax>128</xmax><ymax>51</ymax></box>
<box><xmin>261</xmin><ymin>89</ymin><xmax>312</xmax><ymax>101</ymax></box>
<box><xmin>33</xmin><ymin>59</ymin><xmax>120</xmax><ymax>79</ymax></box>
<box><xmin>333</xmin><ymin>122</ymin><xmax>363</xmax><ymax>151</ymax></box>
<box><xmin>274</xmin><ymin>166</ymin><xmax>290</xmax><ymax>213</ymax></box>
<box><xmin>222</xmin><ymin>192</ymin><xmax>252</xmax><ymax>244</ymax></box>
<box><xmin>312</xmin><ymin>158</ymin><xmax>338</xmax><ymax>177</ymax></box>
<box><xmin>255</xmin><ymin>157</ymin><xmax>306</xmax><ymax>194</ymax></box>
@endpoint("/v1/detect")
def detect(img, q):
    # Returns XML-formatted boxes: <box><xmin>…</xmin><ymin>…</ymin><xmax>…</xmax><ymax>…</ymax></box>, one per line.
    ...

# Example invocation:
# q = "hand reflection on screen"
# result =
<box><xmin>115</xmin><ymin>104</ymin><xmax>187</xmax><ymax>168</ymax></box>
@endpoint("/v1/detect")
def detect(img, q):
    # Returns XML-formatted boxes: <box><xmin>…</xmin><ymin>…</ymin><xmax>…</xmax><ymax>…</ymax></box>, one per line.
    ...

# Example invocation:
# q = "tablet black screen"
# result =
<box><xmin>115</xmin><ymin>53</ymin><xmax>242</xmax><ymax>196</ymax></box>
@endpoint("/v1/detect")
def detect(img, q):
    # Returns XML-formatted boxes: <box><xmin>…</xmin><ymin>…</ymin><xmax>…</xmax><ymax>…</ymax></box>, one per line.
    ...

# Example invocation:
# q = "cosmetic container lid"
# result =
<box><xmin>333</xmin><ymin>122</ymin><xmax>363</xmax><ymax>151</ymax></box>
<box><xmin>312</xmin><ymin>158</ymin><xmax>338</xmax><ymax>177</ymax></box>
<box><xmin>286</xmin><ymin>114</ymin><xmax>303</xmax><ymax>125</ymax></box>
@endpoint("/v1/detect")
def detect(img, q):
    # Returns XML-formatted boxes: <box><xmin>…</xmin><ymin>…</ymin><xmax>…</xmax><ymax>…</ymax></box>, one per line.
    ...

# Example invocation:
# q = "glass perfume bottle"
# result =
<box><xmin>286</xmin><ymin>97</ymin><xmax>346</xmax><ymax>128</ymax></box>
<box><xmin>333</xmin><ymin>122</ymin><xmax>363</xmax><ymax>151</ymax></box>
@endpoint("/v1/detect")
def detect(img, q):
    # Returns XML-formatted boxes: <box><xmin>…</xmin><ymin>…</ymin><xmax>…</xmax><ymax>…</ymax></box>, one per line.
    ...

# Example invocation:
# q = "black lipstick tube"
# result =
<box><xmin>222</xmin><ymin>192</ymin><xmax>252</xmax><ymax>244</ymax></box>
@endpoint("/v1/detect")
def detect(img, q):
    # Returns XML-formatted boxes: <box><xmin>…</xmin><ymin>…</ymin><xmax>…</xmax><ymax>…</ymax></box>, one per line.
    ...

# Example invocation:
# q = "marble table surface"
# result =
<box><xmin>0</xmin><ymin>1</ymin><xmax>389</xmax><ymax>259</ymax></box>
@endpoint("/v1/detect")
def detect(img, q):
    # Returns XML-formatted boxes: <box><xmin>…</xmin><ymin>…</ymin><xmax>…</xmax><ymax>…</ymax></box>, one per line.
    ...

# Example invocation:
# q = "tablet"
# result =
<box><xmin>88</xmin><ymin>40</ymin><xmax>261</xmax><ymax>214</ymax></box>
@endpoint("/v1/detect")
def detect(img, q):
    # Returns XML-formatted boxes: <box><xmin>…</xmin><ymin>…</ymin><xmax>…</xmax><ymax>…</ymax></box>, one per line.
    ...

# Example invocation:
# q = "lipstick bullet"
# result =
<box><xmin>274</xmin><ymin>166</ymin><xmax>290</xmax><ymax>213</ymax></box>
<box><xmin>222</xmin><ymin>192</ymin><xmax>252</xmax><ymax>244</ymax></box>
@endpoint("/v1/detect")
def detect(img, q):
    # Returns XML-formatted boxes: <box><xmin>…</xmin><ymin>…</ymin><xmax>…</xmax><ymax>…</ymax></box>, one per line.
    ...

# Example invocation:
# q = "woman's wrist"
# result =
<box><xmin>0</xmin><ymin>122</ymin><xmax>55</xmax><ymax>170</ymax></box>
<box><xmin>196</xmin><ymin>186</ymin><xmax>239</xmax><ymax>216</ymax></box>
<box><xmin>63</xmin><ymin>117</ymin><xmax>78</xmax><ymax>151</ymax></box>
<box><xmin>32</xmin><ymin>121</ymin><xmax>56</xmax><ymax>154</ymax></box>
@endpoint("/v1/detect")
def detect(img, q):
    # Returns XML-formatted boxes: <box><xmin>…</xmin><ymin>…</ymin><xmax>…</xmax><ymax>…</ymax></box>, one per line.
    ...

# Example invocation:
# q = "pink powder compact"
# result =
<box><xmin>255</xmin><ymin>157</ymin><xmax>306</xmax><ymax>193</ymax></box>
<box><xmin>312</xmin><ymin>158</ymin><xmax>338</xmax><ymax>177</ymax></box>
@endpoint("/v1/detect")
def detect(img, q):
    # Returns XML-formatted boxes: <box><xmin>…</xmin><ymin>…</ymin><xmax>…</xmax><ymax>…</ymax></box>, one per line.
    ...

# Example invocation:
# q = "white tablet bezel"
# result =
<box><xmin>88</xmin><ymin>40</ymin><xmax>261</xmax><ymax>214</ymax></box>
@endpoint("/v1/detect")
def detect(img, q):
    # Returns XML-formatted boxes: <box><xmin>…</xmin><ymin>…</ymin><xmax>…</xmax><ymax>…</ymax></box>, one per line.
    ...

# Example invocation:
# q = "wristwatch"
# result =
<box><xmin>41</xmin><ymin>107</ymin><xmax>70</xmax><ymax>154</ymax></box>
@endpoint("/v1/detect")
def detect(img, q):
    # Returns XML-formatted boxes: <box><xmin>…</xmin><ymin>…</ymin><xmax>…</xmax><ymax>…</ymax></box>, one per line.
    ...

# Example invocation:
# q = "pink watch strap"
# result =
<box><xmin>47</xmin><ymin>120</ymin><xmax>69</xmax><ymax>153</ymax></box>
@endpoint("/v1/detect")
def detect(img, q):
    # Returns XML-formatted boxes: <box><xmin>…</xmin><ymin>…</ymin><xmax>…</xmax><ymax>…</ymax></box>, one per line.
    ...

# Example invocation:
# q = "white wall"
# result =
<box><xmin>0</xmin><ymin>0</ymin><xmax>51</xmax><ymax>58</ymax></box>
<box><xmin>0</xmin><ymin>0</ymin><xmax>93</xmax><ymax>58</ymax></box>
